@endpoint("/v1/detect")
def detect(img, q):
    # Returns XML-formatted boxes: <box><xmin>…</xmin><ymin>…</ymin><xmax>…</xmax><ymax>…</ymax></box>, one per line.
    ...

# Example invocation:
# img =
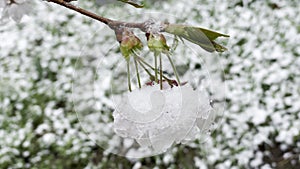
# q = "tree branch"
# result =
<box><xmin>46</xmin><ymin>0</ymin><xmax>145</xmax><ymax>31</ymax></box>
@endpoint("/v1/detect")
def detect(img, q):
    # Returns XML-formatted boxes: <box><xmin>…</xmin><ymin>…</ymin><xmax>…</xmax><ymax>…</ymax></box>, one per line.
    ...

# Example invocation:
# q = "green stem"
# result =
<box><xmin>154</xmin><ymin>52</ymin><xmax>158</xmax><ymax>83</ymax></box>
<box><xmin>136</xmin><ymin>58</ymin><xmax>155</xmax><ymax>80</ymax></box>
<box><xmin>134</xmin><ymin>57</ymin><xmax>141</xmax><ymax>89</ymax></box>
<box><xmin>133</xmin><ymin>52</ymin><xmax>155</xmax><ymax>81</ymax></box>
<box><xmin>167</xmin><ymin>54</ymin><xmax>181</xmax><ymax>85</ymax></box>
<box><xmin>126</xmin><ymin>60</ymin><xmax>132</xmax><ymax>92</ymax></box>
<box><xmin>159</xmin><ymin>53</ymin><xmax>163</xmax><ymax>90</ymax></box>
<box><xmin>136</xmin><ymin>56</ymin><xmax>173</xmax><ymax>83</ymax></box>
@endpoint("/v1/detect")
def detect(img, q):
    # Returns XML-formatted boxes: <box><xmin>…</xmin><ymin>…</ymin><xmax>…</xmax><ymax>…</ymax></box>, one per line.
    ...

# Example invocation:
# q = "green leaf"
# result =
<box><xmin>193</xmin><ymin>27</ymin><xmax>229</xmax><ymax>40</ymax></box>
<box><xmin>184</xmin><ymin>26</ymin><xmax>216</xmax><ymax>52</ymax></box>
<box><xmin>211</xmin><ymin>41</ymin><xmax>228</xmax><ymax>52</ymax></box>
<box><xmin>165</xmin><ymin>24</ymin><xmax>229</xmax><ymax>53</ymax></box>
<box><xmin>117</xmin><ymin>0</ymin><xmax>144</xmax><ymax>8</ymax></box>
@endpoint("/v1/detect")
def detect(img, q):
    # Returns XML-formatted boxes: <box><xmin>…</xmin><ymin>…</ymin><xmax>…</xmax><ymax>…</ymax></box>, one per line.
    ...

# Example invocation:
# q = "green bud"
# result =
<box><xmin>164</xmin><ymin>24</ymin><xmax>229</xmax><ymax>53</ymax></box>
<box><xmin>120</xmin><ymin>30</ymin><xmax>143</xmax><ymax>59</ymax></box>
<box><xmin>147</xmin><ymin>33</ymin><xmax>169</xmax><ymax>54</ymax></box>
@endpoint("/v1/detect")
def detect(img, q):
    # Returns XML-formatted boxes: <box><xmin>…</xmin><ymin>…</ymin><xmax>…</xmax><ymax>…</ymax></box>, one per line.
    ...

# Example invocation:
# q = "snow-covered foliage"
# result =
<box><xmin>0</xmin><ymin>0</ymin><xmax>31</xmax><ymax>22</ymax></box>
<box><xmin>0</xmin><ymin>0</ymin><xmax>299</xmax><ymax>168</ymax></box>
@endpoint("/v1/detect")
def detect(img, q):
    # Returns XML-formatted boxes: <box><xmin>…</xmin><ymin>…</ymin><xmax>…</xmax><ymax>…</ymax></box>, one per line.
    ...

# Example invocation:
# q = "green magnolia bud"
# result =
<box><xmin>164</xmin><ymin>24</ymin><xmax>229</xmax><ymax>52</ymax></box>
<box><xmin>120</xmin><ymin>30</ymin><xmax>143</xmax><ymax>59</ymax></box>
<box><xmin>147</xmin><ymin>33</ymin><xmax>169</xmax><ymax>54</ymax></box>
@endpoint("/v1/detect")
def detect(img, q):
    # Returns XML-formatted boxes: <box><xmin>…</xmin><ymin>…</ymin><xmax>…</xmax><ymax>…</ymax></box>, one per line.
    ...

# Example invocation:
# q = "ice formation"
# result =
<box><xmin>113</xmin><ymin>83</ymin><xmax>214</xmax><ymax>153</ymax></box>
<box><xmin>143</xmin><ymin>18</ymin><xmax>164</xmax><ymax>34</ymax></box>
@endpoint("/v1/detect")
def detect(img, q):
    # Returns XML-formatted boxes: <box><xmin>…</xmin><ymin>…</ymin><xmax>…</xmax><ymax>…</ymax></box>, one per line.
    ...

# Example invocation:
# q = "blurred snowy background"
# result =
<box><xmin>0</xmin><ymin>0</ymin><xmax>299</xmax><ymax>168</ymax></box>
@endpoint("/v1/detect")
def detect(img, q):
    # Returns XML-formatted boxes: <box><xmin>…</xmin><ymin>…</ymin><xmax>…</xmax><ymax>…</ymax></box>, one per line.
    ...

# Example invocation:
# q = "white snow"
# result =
<box><xmin>0</xmin><ymin>0</ymin><xmax>32</xmax><ymax>22</ymax></box>
<box><xmin>0</xmin><ymin>0</ymin><xmax>299</xmax><ymax>168</ymax></box>
<box><xmin>42</xmin><ymin>133</ymin><xmax>56</xmax><ymax>145</ymax></box>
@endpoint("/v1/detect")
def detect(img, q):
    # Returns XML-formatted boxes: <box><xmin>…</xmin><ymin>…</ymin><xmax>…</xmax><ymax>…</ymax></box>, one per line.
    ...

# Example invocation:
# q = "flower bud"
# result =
<box><xmin>120</xmin><ymin>30</ymin><xmax>143</xmax><ymax>59</ymax></box>
<box><xmin>146</xmin><ymin>33</ymin><xmax>169</xmax><ymax>54</ymax></box>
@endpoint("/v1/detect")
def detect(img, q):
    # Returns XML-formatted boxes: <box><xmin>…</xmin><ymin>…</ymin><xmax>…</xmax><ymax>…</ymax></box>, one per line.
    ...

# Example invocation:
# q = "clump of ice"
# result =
<box><xmin>113</xmin><ymin>83</ymin><xmax>214</xmax><ymax>153</ymax></box>
<box><xmin>143</xmin><ymin>18</ymin><xmax>164</xmax><ymax>33</ymax></box>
